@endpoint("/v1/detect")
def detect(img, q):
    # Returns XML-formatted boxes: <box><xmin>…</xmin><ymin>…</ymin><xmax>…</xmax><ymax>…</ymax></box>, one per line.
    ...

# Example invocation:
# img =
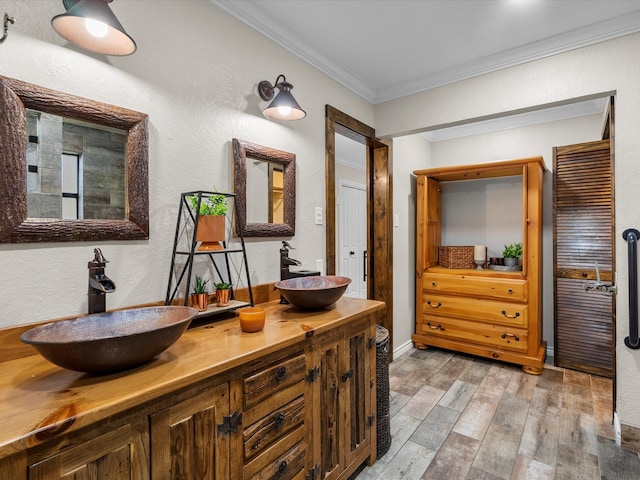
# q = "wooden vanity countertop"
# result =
<box><xmin>0</xmin><ymin>297</ymin><xmax>384</xmax><ymax>459</ymax></box>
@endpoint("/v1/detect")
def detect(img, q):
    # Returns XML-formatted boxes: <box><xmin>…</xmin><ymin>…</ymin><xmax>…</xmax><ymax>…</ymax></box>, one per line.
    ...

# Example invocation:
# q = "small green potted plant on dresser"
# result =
<box><xmin>191</xmin><ymin>275</ymin><xmax>210</xmax><ymax>311</ymax></box>
<box><xmin>189</xmin><ymin>191</ymin><xmax>229</xmax><ymax>251</ymax></box>
<box><xmin>215</xmin><ymin>282</ymin><xmax>232</xmax><ymax>307</ymax></box>
<box><xmin>502</xmin><ymin>242</ymin><xmax>523</xmax><ymax>267</ymax></box>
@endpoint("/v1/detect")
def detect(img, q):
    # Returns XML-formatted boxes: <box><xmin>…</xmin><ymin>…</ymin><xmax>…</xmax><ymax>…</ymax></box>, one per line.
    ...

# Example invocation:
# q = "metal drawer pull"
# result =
<box><xmin>507</xmin><ymin>288</ymin><xmax>514</xmax><ymax>294</ymax></box>
<box><xmin>501</xmin><ymin>310</ymin><xmax>520</xmax><ymax>319</ymax></box>
<box><xmin>427</xmin><ymin>301</ymin><xmax>442</xmax><ymax>308</ymax></box>
<box><xmin>274</xmin><ymin>412</ymin><xmax>285</xmax><ymax>427</ymax></box>
<box><xmin>275</xmin><ymin>366</ymin><xmax>287</xmax><ymax>380</ymax></box>
<box><xmin>427</xmin><ymin>322</ymin><xmax>445</xmax><ymax>331</ymax></box>
<box><xmin>342</xmin><ymin>369</ymin><xmax>353</xmax><ymax>382</ymax></box>
<box><xmin>501</xmin><ymin>333</ymin><xmax>520</xmax><ymax>341</ymax></box>
<box><xmin>278</xmin><ymin>460</ymin><xmax>287</xmax><ymax>474</ymax></box>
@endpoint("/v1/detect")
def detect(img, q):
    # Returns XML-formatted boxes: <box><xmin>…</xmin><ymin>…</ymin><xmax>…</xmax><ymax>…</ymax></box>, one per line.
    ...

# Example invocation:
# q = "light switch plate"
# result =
<box><xmin>315</xmin><ymin>207</ymin><xmax>323</xmax><ymax>225</ymax></box>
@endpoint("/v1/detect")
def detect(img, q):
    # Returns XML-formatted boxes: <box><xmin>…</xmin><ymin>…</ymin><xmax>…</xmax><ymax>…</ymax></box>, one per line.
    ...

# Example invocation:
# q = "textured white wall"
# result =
<box><xmin>391</xmin><ymin>134</ymin><xmax>431</xmax><ymax>354</ymax></box>
<box><xmin>378</xmin><ymin>34</ymin><xmax>640</xmax><ymax>428</ymax></box>
<box><xmin>0</xmin><ymin>0</ymin><xmax>372</xmax><ymax>327</ymax></box>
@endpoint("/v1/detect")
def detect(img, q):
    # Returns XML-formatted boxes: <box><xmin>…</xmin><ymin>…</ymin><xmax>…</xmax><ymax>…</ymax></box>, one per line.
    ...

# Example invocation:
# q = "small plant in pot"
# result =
<box><xmin>215</xmin><ymin>282</ymin><xmax>232</xmax><ymax>307</ymax></box>
<box><xmin>191</xmin><ymin>275</ymin><xmax>210</xmax><ymax>311</ymax></box>
<box><xmin>189</xmin><ymin>191</ymin><xmax>229</xmax><ymax>251</ymax></box>
<box><xmin>502</xmin><ymin>242</ymin><xmax>523</xmax><ymax>267</ymax></box>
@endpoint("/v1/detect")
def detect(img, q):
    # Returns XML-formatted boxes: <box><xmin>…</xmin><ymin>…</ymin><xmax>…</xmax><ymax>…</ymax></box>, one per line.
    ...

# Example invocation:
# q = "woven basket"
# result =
<box><xmin>376</xmin><ymin>325</ymin><xmax>391</xmax><ymax>457</ymax></box>
<box><xmin>438</xmin><ymin>246</ymin><xmax>475</xmax><ymax>269</ymax></box>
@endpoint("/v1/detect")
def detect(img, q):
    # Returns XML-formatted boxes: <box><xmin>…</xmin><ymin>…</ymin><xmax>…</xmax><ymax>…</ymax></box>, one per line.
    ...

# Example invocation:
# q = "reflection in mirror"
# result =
<box><xmin>245</xmin><ymin>160</ymin><xmax>284</xmax><ymax>224</ymax></box>
<box><xmin>0</xmin><ymin>75</ymin><xmax>149</xmax><ymax>243</ymax></box>
<box><xmin>232</xmin><ymin>138</ymin><xmax>295</xmax><ymax>237</ymax></box>
<box><xmin>26</xmin><ymin>110</ymin><xmax>126</xmax><ymax>221</ymax></box>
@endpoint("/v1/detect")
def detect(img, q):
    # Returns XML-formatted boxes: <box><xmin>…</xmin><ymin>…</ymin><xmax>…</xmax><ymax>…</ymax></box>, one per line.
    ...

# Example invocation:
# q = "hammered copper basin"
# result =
<box><xmin>20</xmin><ymin>306</ymin><xmax>198</xmax><ymax>374</ymax></box>
<box><xmin>275</xmin><ymin>275</ymin><xmax>352</xmax><ymax>309</ymax></box>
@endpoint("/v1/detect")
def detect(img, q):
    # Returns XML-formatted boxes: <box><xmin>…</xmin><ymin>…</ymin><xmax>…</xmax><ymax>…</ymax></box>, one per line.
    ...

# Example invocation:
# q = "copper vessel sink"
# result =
<box><xmin>21</xmin><ymin>306</ymin><xmax>198</xmax><ymax>374</ymax></box>
<box><xmin>275</xmin><ymin>275</ymin><xmax>352</xmax><ymax>309</ymax></box>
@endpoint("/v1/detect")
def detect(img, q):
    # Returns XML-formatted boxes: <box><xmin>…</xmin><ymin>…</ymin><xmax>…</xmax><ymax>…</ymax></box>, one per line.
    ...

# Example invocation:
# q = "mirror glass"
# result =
<box><xmin>26</xmin><ymin>109</ymin><xmax>127</xmax><ymax>221</ymax></box>
<box><xmin>232</xmin><ymin>138</ymin><xmax>295</xmax><ymax>237</ymax></box>
<box><xmin>0</xmin><ymin>75</ymin><xmax>149</xmax><ymax>243</ymax></box>
<box><xmin>245</xmin><ymin>160</ymin><xmax>284</xmax><ymax>224</ymax></box>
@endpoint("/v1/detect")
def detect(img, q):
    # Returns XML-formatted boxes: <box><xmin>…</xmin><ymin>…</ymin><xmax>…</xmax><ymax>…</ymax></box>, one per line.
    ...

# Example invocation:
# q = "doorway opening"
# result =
<box><xmin>325</xmin><ymin>105</ymin><xmax>393</xmax><ymax>351</ymax></box>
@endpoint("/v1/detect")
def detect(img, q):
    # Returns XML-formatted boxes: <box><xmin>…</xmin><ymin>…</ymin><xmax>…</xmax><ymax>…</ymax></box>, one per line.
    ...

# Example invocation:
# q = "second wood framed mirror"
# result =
<box><xmin>232</xmin><ymin>138</ymin><xmax>295</xmax><ymax>237</ymax></box>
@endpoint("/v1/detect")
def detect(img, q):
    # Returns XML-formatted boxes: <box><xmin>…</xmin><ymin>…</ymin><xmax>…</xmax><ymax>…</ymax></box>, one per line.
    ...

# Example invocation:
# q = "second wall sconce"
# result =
<box><xmin>258</xmin><ymin>74</ymin><xmax>306</xmax><ymax>121</ymax></box>
<box><xmin>51</xmin><ymin>0</ymin><xmax>136</xmax><ymax>56</ymax></box>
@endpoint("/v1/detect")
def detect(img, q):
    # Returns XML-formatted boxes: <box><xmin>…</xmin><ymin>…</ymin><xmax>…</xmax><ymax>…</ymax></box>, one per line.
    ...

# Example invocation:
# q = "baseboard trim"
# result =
<box><xmin>393</xmin><ymin>340</ymin><xmax>415</xmax><ymax>359</ymax></box>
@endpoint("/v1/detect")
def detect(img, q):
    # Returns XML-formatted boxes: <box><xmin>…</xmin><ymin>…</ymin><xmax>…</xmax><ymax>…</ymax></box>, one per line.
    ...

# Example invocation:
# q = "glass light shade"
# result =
<box><xmin>263</xmin><ymin>84</ymin><xmax>306</xmax><ymax>121</ymax></box>
<box><xmin>51</xmin><ymin>0</ymin><xmax>136</xmax><ymax>56</ymax></box>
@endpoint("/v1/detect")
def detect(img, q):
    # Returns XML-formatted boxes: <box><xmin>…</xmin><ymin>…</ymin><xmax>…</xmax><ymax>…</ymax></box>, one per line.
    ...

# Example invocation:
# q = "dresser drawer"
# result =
<box><xmin>243</xmin><ymin>426</ymin><xmax>306</xmax><ymax>480</ymax></box>
<box><xmin>243</xmin><ymin>354</ymin><xmax>306</xmax><ymax>410</ymax></box>
<box><xmin>244</xmin><ymin>394</ymin><xmax>305</xmax><ymax>461</ymax></box>
<box><xmin>423</xmin><ymin>273</ymin><xmax>527</xmax><ymax>302</ymax></box>
<box><xmin>421</xmin><ymin>293</ymin><xmax>527</xmax><ymax>328</ymax></box>
<box><xmin>420</xmin><ymin>316</ymin><xmax>528</xmax><ymax>353</ymax></box>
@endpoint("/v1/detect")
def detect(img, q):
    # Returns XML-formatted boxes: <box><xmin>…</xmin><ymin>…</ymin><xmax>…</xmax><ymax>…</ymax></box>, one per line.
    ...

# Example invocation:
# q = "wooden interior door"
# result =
<box><xmin>553</xmin><ymin>138</ymin><xmax>614</xmax><ymax>377</ymax></box>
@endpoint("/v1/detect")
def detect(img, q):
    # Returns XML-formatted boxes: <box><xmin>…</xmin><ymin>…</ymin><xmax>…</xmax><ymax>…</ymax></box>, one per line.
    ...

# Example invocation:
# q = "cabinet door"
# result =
<box><xmin>150</xmin><ymin>383</ymin><xmax>230</xmax><ymax>480</ymax></box>
<box><xmin>28</xmin><ymin>422</ymin><xmax>149</xmax><ymax>480</ymax></box>
<box><xmin>315</xmin><ymin>317</ymin><xmax>375</xmax><ymax>480</ymax></box>
<box><xmin>343</xmin><ymin>318</ymin><xmax>375</xmax><ymax>470</ymax></box>
<box><xmin>316</xmin><ymin>331</ymin><xmax>344</xmax><ymax>480</ymax></box>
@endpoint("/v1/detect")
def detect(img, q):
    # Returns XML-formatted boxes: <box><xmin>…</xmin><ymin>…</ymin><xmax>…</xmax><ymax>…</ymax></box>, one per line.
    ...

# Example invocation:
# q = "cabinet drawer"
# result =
<box><xmin>244</xmin><ymin>354</ymin><xmax>306</xmax><ymax>410</ymax></box>
<box><xmin>244</xmin><ymin>395</ymin><xmax>305</xmax><ymax>461</ymax></box>
<box><xmin>420</xmin><ymin>316</ymin><xmax>528</xmax><ymax>353</ymax></box>
<box><xmin>423</xmin><ymin>273</ymin><xmax>527</xmax><ymax>302</ymax></box>
<box><xmin>421</xmin><ymin>293</ymin><xmax>527</xmax><ymax>327</ymax></box>
<box><xmin>243</xmin><ymin>426</ymin><xmax>306</xmax><ymax>480</ymax></box>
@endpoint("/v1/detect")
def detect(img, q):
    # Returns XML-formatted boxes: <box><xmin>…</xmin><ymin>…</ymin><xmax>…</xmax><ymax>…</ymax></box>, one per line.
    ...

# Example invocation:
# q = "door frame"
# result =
<box><xmin>325</xmin><ymin>105</ymin><xmax>393</xmax><ymax>351</ymax></box>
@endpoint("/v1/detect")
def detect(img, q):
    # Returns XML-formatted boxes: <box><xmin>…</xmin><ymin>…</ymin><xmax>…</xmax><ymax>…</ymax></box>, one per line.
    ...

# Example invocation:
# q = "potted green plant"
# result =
<box><xmin>191</xmin><ymin>275</ymin><xmax>210</xmax><ymax>311</ymax></box>
<box><xmin>215</xmin><ymin>282</ymin><xmax>232</xmax><ymax>307</ymax></box>
<box><xmin>189</xmin><ymin>191</ymin><xmax>229</xmax><ymax>251</ymax></box>
<box><xmin>502</xmin><ymin>242</ymin><xmax>523</xmax><ymax>267</ymax></box>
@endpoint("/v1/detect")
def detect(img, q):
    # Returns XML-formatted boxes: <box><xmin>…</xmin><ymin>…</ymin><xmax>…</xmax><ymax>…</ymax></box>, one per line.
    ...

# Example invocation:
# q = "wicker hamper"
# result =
<box><xmin>438</xmin><ymin>245</ymin><xmax>475</xmax><ymax>269</ymax></box>
<box><xmin>376</xmin><ymin>324</ymin><xmax>391</xmax><ymax>457</ymax></box>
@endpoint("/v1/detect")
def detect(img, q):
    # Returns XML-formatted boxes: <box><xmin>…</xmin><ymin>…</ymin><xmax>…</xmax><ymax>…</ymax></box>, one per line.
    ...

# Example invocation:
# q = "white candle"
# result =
<box><xmin>474</xmin><ymin>245</ymin><xmax>486</xmax><ymax>261</ymax></box>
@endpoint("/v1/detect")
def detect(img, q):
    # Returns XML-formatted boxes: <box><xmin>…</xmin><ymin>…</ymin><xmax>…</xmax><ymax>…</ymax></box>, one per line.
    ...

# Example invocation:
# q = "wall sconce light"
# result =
<box><xmin>1</xmin><ymin>13</ymin><xmax>16</xmax><ymax>45</ymax></box>
<box><xmin>51</xmin><ymin>0</ymin><xmax>136</xmax><ymax>56</ymax></box>
<box><xmin>258</xmin><ymin>74</ymin><xmax>306</xmax><ymax>121</ymax></box>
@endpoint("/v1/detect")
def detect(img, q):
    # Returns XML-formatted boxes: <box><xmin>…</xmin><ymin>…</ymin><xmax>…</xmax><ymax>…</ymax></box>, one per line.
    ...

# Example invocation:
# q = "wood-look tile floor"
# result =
<box><xmin>353</xmin><ymin>348</ymin><xmax>640</xmax><ymax>480</ymax></box>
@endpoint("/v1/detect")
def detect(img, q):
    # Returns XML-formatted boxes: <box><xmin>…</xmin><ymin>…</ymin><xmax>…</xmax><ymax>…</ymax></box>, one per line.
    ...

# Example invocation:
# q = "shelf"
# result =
<box><xmin>196</xmin><ymin>300</ymin><xmax>251</xmax><ymax>318</ymax></box>
<box><xmin>175</xmin><ymin>248</ymin><xmax>245</xmax><ymax>255</ymax></box>
<box><xmin>426</xmin><ymin>265</ymin><xmax>524</xmax><ymax>278</ymax></box>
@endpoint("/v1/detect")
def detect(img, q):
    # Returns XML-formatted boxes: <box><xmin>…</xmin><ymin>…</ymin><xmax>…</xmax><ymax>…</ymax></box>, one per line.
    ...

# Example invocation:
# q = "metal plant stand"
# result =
<box><xmin>165</xmin><ymin>191</ymin><xmax>253</xmax><ymax>317</ymax></box>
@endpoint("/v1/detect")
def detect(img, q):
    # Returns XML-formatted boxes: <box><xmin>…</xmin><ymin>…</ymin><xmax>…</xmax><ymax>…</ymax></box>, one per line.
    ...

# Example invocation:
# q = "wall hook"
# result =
<box><xmin>1</xmin><ymin>13</ymin><xmax>15</xmax><ymax>45</ymax></box>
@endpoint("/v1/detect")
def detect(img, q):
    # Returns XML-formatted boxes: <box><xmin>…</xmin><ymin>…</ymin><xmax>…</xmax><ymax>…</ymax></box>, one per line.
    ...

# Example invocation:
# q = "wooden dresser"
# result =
<box><xmin>412</xmin><ymin>157</ymin><xmax>546</xmax><ymax>374</ymax></box>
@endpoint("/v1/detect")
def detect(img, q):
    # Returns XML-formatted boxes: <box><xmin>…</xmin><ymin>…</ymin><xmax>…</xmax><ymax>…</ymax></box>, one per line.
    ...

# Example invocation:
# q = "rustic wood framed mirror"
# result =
<box><xmin>232</xmin><ymin>138</ymin><xmax>295</xmax><ymax>237</ymax></box>
<box><xmin>0</xmin><ymin>76</ymin><xmax>149</xmax><ymax>243</ymax></box>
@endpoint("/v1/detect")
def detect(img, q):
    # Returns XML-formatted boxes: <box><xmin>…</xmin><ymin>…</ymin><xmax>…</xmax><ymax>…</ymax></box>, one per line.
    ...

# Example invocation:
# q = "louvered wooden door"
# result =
<box><xmin>553</xmin><ymin>139</ymin><xmax>614</xmax><ymax>377</ymax></box>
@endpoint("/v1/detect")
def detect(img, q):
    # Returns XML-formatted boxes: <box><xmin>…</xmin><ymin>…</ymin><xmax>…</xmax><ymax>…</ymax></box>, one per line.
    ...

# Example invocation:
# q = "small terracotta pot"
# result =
<box><xmin>190</xmin><ymin>293</ymin><xmax>209</xmax><ymax>311</ymax></box>
<box><xmin>216</xmin><ymin>288</ymin><xmax>231</xmax><ymax>307</ymax></box>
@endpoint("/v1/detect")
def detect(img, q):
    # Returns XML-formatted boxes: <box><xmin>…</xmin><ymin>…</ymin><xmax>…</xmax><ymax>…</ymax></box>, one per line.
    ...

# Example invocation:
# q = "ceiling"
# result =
<box><xmin>213</xmin><ymin>0</ymin><xmax>640</xmax><ymax>105</ymax></box>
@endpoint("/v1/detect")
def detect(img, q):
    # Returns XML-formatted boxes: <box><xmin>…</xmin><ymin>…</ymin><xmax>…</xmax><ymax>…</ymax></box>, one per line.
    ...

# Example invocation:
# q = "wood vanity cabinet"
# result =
<box><xmin>413</xmin><ymin>157</ymin><xmax>547</xmax><ymax>374</ymax></box>
<box><xmin>0</xmin><ymin>298</ymin><xmax>381</xmax><ymax>480</ymax></box>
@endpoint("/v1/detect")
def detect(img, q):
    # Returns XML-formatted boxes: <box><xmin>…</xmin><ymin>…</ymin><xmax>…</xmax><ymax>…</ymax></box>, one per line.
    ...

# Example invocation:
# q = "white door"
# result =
<box><xmin>338</xmin><ymin>180</ymin><xmax>367</xmax><ymax>298</ymax></box>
